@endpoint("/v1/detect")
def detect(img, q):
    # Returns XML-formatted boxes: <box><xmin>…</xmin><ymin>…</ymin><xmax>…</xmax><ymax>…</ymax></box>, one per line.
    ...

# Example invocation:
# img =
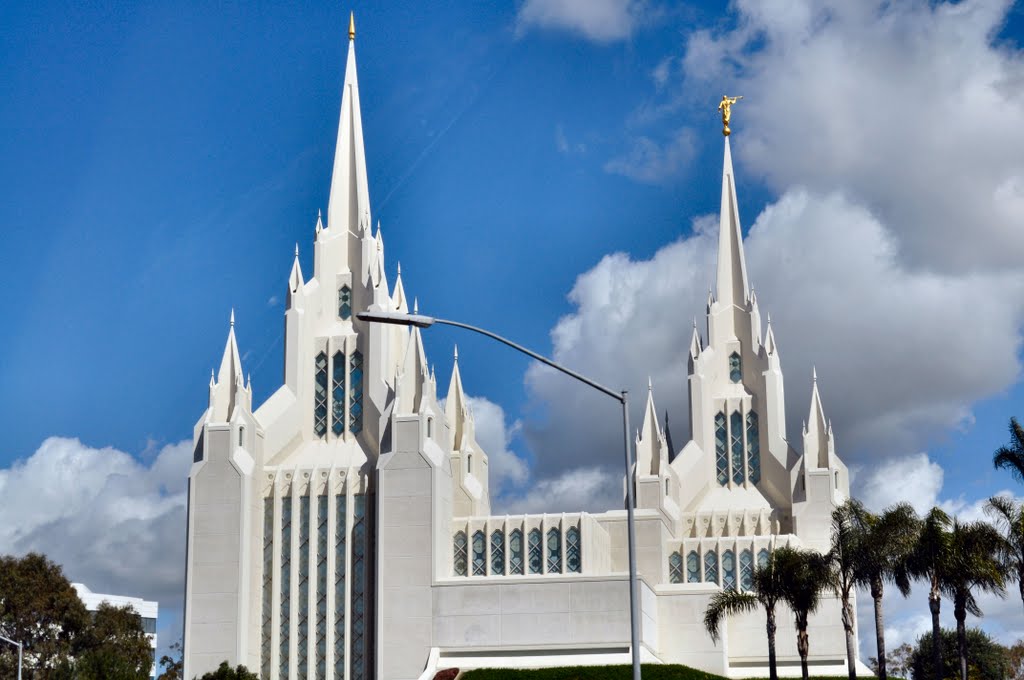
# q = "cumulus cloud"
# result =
<box><xmin>498</xmin><ymin>465</ymin><xmax>621</xmax><ymax>515</ymax></box>
<box><xmin>0</xmin><ymin>437</ymin><xmax>191</xmax><ymax>606</ymax></box>
<box><xmin>464</xmin><ymin>395</ymin><xmax>529</xmax><ymax>494</ymax></box>
<box><xmin>516</xmin><ymin>0</ymin><xmax>649</xmax><ymax>43</ymax></box>
<box><xmin>604</xmin><ymin>126</ymin><xmax>697</xmax><ymax>184</ymax></box>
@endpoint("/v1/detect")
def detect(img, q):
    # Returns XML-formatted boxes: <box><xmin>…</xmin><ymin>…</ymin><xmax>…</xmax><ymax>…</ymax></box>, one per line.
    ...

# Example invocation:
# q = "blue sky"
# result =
<box><xmin>2</xmin><ymin>0</ymin><xmax>1024</xmax><ymax>666</ymax></box>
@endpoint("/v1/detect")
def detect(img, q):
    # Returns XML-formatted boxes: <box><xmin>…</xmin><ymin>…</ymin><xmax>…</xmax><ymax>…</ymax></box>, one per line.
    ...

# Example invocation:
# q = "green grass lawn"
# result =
<box><xmin>457</xmin><ymin>665</ymin><xmax>857</xmax><ymax>680</ymax></box>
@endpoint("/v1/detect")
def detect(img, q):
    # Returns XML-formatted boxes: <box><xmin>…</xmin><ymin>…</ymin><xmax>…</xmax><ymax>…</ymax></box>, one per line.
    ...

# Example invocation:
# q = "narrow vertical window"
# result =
<box><xmin>279</xmin><ymin>497</ymin><xmax>292</xmax><ymax>680</ymax></box>
<box><xmin>334</xmin><ymin>494</ymin><xmax>346</xmax><ymax>680</ymax></box>
<box><xmin>566</xmin><ymin>526</ymin><xmax>581</xmax><ymax>573</ymax></box>
<box><xmin>686</xmin><ymin>550</ymin><xmax>701</xmax><ymax>583</ymax></box>
<box><xmin>338</xmin><ymin>285</ymin><xmax>352</xmax><ymax>320</ymax></box>
<box><xmin>427</xmin><ymin>417</ymin><xmax>433</xmax><ymax>438</ymax></box>
<box><xmin>668</xmin><ymin>552</ymin><xmax>683</xmax><ymax>584</ymax></box>
<box><xmin>665</xmin><ymin>478</ymin><xmax>670</xmax><ymax>496</ymax></box>
<box><xmin>528</xmin><ymin>529</ymin><xmax>543</xmax><ymax>574</ymax></box>
<box><xmin>297</xmin><ymin>495</ymin><xmax>310</xmax><ymax>680</ymax></box>
<box><xmin>261</xmin><ymin>499</ymin><xmax>273</xmax><ymax>680</ymax></box>
<box><xmin>757</xmin><ymin>548</ymin><xmax>770</xmax><ymax>569</ymax></box>
<box><xmin>467</xmin><ymin>454</ymin><xmax>473</xmax><ymax>475</ymax></box>
<box><xmin>314</xmin><ymin>352</ymin><xmax>328</xmax><ymax>438</ymax></box>
<box><xmin>490</xmin><ymin>529</ymin><xmax>505</xmax><ymax>575</ymax></box>
<box><xmin>509</xmin><ymin>529</ymin><xmax>524</xmax><ymax>575</ymax></box>
<box><xmin>238</xmin><ymin>426</ymin><xmax>244</xmax><ymax>448</ymax></box>
<box><xmin>453</xmin><ymin>532</ymin><xmax>468</xmax><ymax>576</ymax></box>
<box><xmin>546</xmin><ymin>528</ymin><xmax>562</xmax><ymax>573</ymax></box>
<box><xmin>715</xmin><ymin>412</ymin><xmax>728</xmax><ymax>486</ymax></box>
<box><xmin>331</xmin><ymin>351</ymin><xmax>345</xmax><ymax>436</ymax></box>
<box><xmin>315</xmin><ymin>495</ymin><xmax>328</xmax><ymax>679</ymax></box>
<box><xmin>350</xmin><ymin>495</ymin><xmax>367</xmax><ymax>680</ymax></box>
<box><xmin>746</xmin><ymin>411</ymin><xmax>761</xmax><ymax>484</ymax></box>
<box><xmin>729</xmin><ymin>351</ymin><xmax>742</xmax><ymax>383</ymax></box>
<box><xmin>740</xmin><ymin>549</ymin><xmax>754</xmax><ymax>592</ymax></box>
<box><xmin>722</xmin><ymin>549</ymin><xmax>736</xmax><ymax>591</ymax></box>
<box><xmin>703</xmin><ymin>550</ymin><xmax>719</xmax><ymax>584</ymax></box>
<box><xmin>472</xmin><ymin>530</ymin><xmax>486</xmax><ymax>575</ymax></box>
<box><xmin>349</xmin><ymin>350</ymin><xmax>363</xmax><ymax>435</ymax></box>
<box><xmin>731</xmin><ymin>410</ymin><xmax>745</xmax><ymax>485</ymax></box>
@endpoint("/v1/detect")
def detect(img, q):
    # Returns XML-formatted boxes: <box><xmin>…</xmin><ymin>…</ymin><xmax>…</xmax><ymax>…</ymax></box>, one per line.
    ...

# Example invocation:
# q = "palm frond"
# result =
<box><xmin>704</xmin><ymin>589</ymin><xmax>759</xmax><ymax>643</ymax></box>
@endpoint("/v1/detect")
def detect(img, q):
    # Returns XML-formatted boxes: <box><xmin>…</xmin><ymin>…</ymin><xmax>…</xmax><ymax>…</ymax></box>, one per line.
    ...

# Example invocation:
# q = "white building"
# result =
<box><xmin>183</xmin><ymin>20</ymin><xmax>858</xmax><ymax>680</ymax></box>
<box><xmin>72</xmin><ymin>582</ymin><xmax>158</xmax><ymax>678</ymax></box>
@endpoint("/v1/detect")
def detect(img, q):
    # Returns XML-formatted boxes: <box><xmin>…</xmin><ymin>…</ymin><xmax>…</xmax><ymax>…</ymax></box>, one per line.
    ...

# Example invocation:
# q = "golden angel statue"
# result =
<box><xmin>718</xmin><ymin>95</ymin><xmax>743</xmax><ymax>136</ymax></box>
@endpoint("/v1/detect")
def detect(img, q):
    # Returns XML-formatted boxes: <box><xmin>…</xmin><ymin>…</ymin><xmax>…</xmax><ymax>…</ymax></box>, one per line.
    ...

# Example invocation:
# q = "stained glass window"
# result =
<box><xmin>279</xmin><ymin>497</ymin><xmax>291</xmax><ymax>680</ymax></box>
<box><xmin>472</xmin><ymin>530</ymin><xmax>486</xmax><ymax>576</ymax></box>
<box><xmin>338</xmin><ymin>285</ymin><xmax>352</xmax><ymax>320</ymax></box>
<box><xmin>758</xmin><ymin>548</ymin><xmax>770</xmax><ymax>569</ymax></box>
<box><xmin>297</xmin><ymin>495</ymin><xmax>310</xmax><ymax>680</ymax></box>
<box><xmin>722</xmin><ymin>549</ymin><xmax>736</xmax><ymax>591</ymax></box>
<box><xmin>715</xmin><ymin>412</ymin><xmax>728</xmax><ymax>486</ymax></box>
<box><xmin>316</xmin><ymin>495</ymin><xmax>328</xmax><ymax>679</ymax></box>
<box><xmin>350</xmin><ymin>495</ymin><xmax>367</xmax><ymax>680</ymax></box>
<box><xmin>314</xmin><ymin>352</ymin><xmax>328</xmax><ymax>438</ymax></box>
<box><xmin>731</xmin><ymin>411</ymin><xmax>745</xmax><ymax>485</ymax></box>
<box><xmin>528</xmin><ymin>529</ymin><xmax>543</xmax><ymax>574</ymax></box>
<box><xmin>349</xmin><ymin>351</ymin><xmax>363</xmax><ymax>435</ymax></box>
<box><xmin>669</xmin><ymin>552</ymin><xmax>683</xmax><ymax>583</ymax></box>
<box><xmin>261</xmin><ymin>499</ymin><xmax>273</xmax><ymax>680</ymax></box>
<box><xmin>334</xmin><ymin>494</ymin><xmax>346</xmax><ymax>680</ymax></box>
<box><xmin>566</xmin><ymin>526</ymin><xmax>581</xmax><ymax>573</ymax></box>
<box><xmin>490</xmin><ymin>529</ymin><xmax>505</xmax><ymax>575</ymax></box>
<box><xmin>729</xmin><ymin>351</ymin><xmax>742</xmax><ymax>383</ymax></box>
<box><xmin>509</xmin><ymin>529</ymin><xmax>524</xmax><ymax>575</ymax></box>
<box><xmin>547</xmin><ymin>528</ymin><xmax>562</xmax><ymax>573</ymax></box>
<box><xmin>704</xmin><ymin>550</ymin><xmax>719</xmax><ymax>584</ymax></box>
<box><xmin>332</xmin><ymin>351</ymin><xmax>345</xmax><ymax>436</ymax></box>
<box><xmin>740</xmin><ymin>549</ymin><xmax>754</xmax><ymax>592</ymax></box>
<box><xmin>453</xmin><ymin>532</ymin><xmax>468</xmax><ymax>576</ymax></box>
<box><xmin>687</xmin><ymin>551</ymin><xmax>701</xmax><ymax>583</ymax></box>
<box><xmin>747</xmin><ymin>411</ymin><xmax>761</xmax><ymax>485</ymax></box>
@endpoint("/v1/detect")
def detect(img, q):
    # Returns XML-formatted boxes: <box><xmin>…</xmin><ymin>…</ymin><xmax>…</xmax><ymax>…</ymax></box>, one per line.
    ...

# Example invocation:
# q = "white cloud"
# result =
<box><xmin>498</xmin><ymin>465</ymin><xmax>621</xmax><ymax>515</ymax></box>
<box><xmin>0</xmin><ymin>437</ymin><xmax>191</xmax><ymax>606</ymax></box>
<box><xmin>604</xmin><ymin>126</ymin><xmax>696</xmax><ymax>184</ymax></box>
<box><xmin>516</xmin><ymin>0</ymin><xmax>648</xmax><ymax>43</ymax></box>
<box><xmin>856</xmin><ymin>453</ymin><xmax>944</xmax><ymax>515</ymax></box>
<box><xmin>465</xmin><ymin>395</ymin><xmax>529</xmax><ymax>493</ymax></box>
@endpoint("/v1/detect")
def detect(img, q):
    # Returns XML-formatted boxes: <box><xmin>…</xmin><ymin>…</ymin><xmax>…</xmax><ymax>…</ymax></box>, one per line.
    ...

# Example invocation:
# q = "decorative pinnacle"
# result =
<box><xmin>454</xmin><ymin>344</ymin><xmax>459</xmax><ymax>362</ymax></box>
<box><xmin>717</xmin><ymin>95</ymin><xmax>743</xmax><ymax>137</ymax></box>
<box><xmin>294</xmin><ymin>243</ymin><xmax>299</xmax><ymax>257</ymax></box>
<box><xmin>397</xmin><ymin>261</ymin><xmax>402</xmax><ymax>275</ymax></box>
<box><xmin>230</xmin><ymin>308</ymin><xmax>235</xmax><ymax>327</ymax></box>
<box><xmin>413</xmin><ymin>297</ymin><xmax>419</xmax><ymax>314</ymax></box>
<box><xmin>647</xmin><ymin>376</ymin><xmax>653</xmax><ymax>391</ymax></box>
<box><xmin>812</xmin><ymin>366</ymin><xmax>818</xmax><ymax>383</ymax></box>
<box><xmin>349</xmin><ymin>12</ymin><xmax>355</xmax><ymax>40</ymax></box>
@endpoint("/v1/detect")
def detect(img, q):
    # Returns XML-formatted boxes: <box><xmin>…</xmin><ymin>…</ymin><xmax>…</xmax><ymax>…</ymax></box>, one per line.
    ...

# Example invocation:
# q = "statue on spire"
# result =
<box><xmin>718</xmin><ymin>95</ymin><xmax>743</xmax><ymax>136</ymax></box>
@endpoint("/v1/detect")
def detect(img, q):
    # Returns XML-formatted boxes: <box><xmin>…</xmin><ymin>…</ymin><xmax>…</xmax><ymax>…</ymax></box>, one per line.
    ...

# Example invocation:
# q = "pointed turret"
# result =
<box><xmin>688</xmin><ymin>319</ymin><xmax>702</xmax><ymax>360</ymax></box>
<box><xmin>635</xmin><ymin>379</ymin><xmax>666</xmax><ymax>476</ymax></box>
<box><xmin>210</xmin><ymin>310</ymin><xmax>247</xmax><ymax>421</ymax></box>
<box><xmin>392</xmin><ymin>263</ymin><xmax>408</xmax><ymax>313</ymax></box>
<box><xmin>716</xmin><ymin>137</ymin><xmax>750</xmax><ymax>310</ymax></box>
<box><xmin>396</xmin><ymin>325</ymin><xmax>429</xmax><ymax>413</ymax></box>
<box><xmin>445</xmin><ymin>346</ymin><xmax>473</xmax><ymax>451</ymax></box>
<box><xmin>803</xmin><ymin>368</ymin><xmax>834</xmax><ymax>469</ymax></box>
<box><xmin>287</xmin><ymin>243</ymin><xmax>305</xmax><ymax>309</ymax></box>
<box><xmin>763</xmin><ymin>316</ymin><xmax>779</xmax><ymax>357</ymax></box>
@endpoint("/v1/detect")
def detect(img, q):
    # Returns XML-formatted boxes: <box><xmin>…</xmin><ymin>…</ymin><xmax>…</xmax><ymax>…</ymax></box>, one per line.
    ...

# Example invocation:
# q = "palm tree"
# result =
<box><xmin>704</xmin><ymin>548</ymin><xmax>786</xmax><ymax>680</ymax></box>
<box><xmin>942</xmin><ymin>519</ymin><xmax>1007</xmax><ymax>680</ymax></box>
<box><xmin>908</xmin><ymin>507</ymin><xmax>952</xmax><ymax>680</ymax></box>
<box><xmin>853</xmin><ymin>503</ymin><xmax>920</xmax><ymax>680</ymax></box>
<box><xmin>985</xmin><ymin>495</ymin><xmax>1024</xmax><ymax>611</ymax></box>
<box><xmin>828</xmin><ymin>499</ymin><xmax>868</xmax><ymax>680</ymax></box>
<box><xmin>776</xmin><ymin>547</ymin><xmax>830</xmax><ymax>680</ymax></box>
<box><xmin>993</xmin><ymin>417</ymin><xmax>1024</xmax><ymax>482</ymax></box>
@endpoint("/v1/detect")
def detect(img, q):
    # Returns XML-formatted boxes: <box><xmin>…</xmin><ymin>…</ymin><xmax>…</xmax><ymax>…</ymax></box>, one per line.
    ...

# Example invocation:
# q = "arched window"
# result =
<box><xmin>331</xmin><ymin>351</ymin><xmax>345</xmax><ymax>436</ymax></box>
<box><xmin>314</xmin><ymin>352</ymin><xmax>328</xmax><ymax>438</ymax></box>
<box><xmin>509</xmin><ymin>529</ymin><xmax>524</xmax><ymax>575</ymax></box>
<box><xmin>566</xmin><ymin>526</ymin><xmax>581</xmax><ymax>573</ymax></box>
<box><xmin>703</xmin><ymin>550</ymin><xmax>719</xmax><ymax>584</ymax></box>
<box><xmin>490</xmin><ymin>529</ymin><xmax>506</xmax><ymax>575</ymax></box>
<box><xmin>746</xmin><ymin>411</ymin><xmax>761</xmax><ymax>484</ymax></box>
<box><xmin>338</xmin><ymin>285</ymin><xmax>352</xmax><ymax>320</ymax></box>
<box><xmin>729</xmin><ymin>351</ymin><xmax>742</xmax><ymax>383</ymax></box>
<box><xmin>686</xmin><ymin>551</ymin><xmax>701</xmax><ymax>583</ymax></box>
<box><xmin>668</xmin><ymin>552</ymin><xmax>683</xmax><ymax>584</ymax></box>
<box><xmin>740</xmin><ymin>549</ymin><xmax>754</xmax><ymax>591</ymax></box>
<box><xmin>471</xmin><ymin>530</ymin><xmax>486</xmax><ymax>576</ymax></box>
<box><xmin>722</xmin><ymin>549</ymin><xmax>736</xmax><ymax>591</ymax></box>
<box><xmin>758</xmin><ymin>548</ymin><xmax>770</xmax><ymax>569</ymax></box>
<box><xmin>731</xmin><ymin>411</ymin><xmax>745</xmax><ymax>485</ymax></box>
<box><xmin>546</xmin><ymin>528</ymin><xmax>562</xmax><ymax>573</ymax></box>
<box><xmin>348</xmin><ymin>350</ymin><xmax>363</xmax><ymax>435</ymax></box>
<box><xmin>453</xmin><ymin>532</ymin><xmax>468</xmax><ymax>576</ymax></box>
<box><xmin>528</xmin><ymin>529</ymin><xmax>543</xmax><ymax>574</ymax></box>
<box><xmin>715</xmin><ymin>412</ymin><xmax>728</xmax><ymax>486</ymax></box>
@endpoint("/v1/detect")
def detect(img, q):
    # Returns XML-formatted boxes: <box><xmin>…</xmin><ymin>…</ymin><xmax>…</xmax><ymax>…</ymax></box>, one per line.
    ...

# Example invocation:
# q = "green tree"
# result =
<box><xmin>0</xmin><ymin>553</ymin><xmax>89</xmax><ymax>679</ymax></box>
<box><xmin>776</xmin><ymin>546</ymin><xmax>830</xmax><ymax>680</ymax></box>
<box><xmin>157</xmin><ymin>640</ymin><xmax>183</xmax><ymax>680</ymax></box>
<box><xmin>75</xmin><ymin>602</ymin><xmax>154</xmax><ymax>680</ymax></box>
<box><xmin>986</xmin><ymin>495</ymin><xmax>1024</xmax><ymax>612</ymax></box>
<box><xmin>869</xmin><ymin>642</ymin><xmax>915</xmax><ymax>680</ymax></box>
<box><xmin>1006</xmin><ymin>639</ymin><xmax>1024</xmax><ymax>680</ymax></box>
<box><xmin>704</xmin><ymin>548</ymin><xmax>787</xmax><ymax>680</ymax></box>
<box><xmin>910</xmin><ymin>628</ymin><xmax>1009</xmax><ymax>680</ymax></box>
<box><xmin>197</xmin><ymin>661</ymin><xmax>260</xmax><ymax>680</ymax></box>
<box><xmin>828</xmin><ymin>499</ymin><xmax>867</xmax><ymax>680</ymax></box>
<box><xmin>993</xmin><ymin>417</ymin><xmax>1024</xmax><ymax>483</ymax></box>
<box><xmin>854</xmin><ymin>503</ymin><xmax>920</xmax><ymax>680</ymax></box>
<box><xmin>943</xmin><ymin>519</ymin><xmax>1007</xmax><ymax>680</ymax></box>
<box><xmin>908</xmin><ymin>507</ymin><xmax>953</xmax><ymax>680</ymax></box>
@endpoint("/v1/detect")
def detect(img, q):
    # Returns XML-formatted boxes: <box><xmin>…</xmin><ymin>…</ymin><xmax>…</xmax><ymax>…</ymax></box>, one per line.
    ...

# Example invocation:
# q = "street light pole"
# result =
<box><xmin>358</xmin><ymin>310</ymin><xmax>643</xmax><ymax>680</ymax></box>
<box><xmin>0</xmin><ymin>634</ymin><xmax>23</xmax><ymax>680</ymax></box>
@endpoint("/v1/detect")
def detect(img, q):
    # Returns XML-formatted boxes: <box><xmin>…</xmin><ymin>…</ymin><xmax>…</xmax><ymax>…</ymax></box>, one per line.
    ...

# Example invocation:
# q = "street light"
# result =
<box><xmin>0</xmin><ymin>634</ymin><xmax>23</xmax><ymax>680</ymax></box>
<box><xmin>358</xmin><ymin>309</ymin><xmax>643</xmax><ymax>680</ymax></box>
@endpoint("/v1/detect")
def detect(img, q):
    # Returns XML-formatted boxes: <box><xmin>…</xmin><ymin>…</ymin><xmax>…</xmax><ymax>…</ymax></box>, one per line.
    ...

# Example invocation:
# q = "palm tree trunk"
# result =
<box><xmin>841</xmin><ymin>593</ymin><xmax>858</xmax><ymax>680</ymax></box>
<box><xmin>767</xmin><ymin>605</ymin><xmax>779</xmax><ymax>680</ymax></box>
<box><xmin>872</xmin><ymin>577</ymin><xmax>887</xmax><ymax>680</ymax></box>
<box><xmin>1018</xmin><ymin>568</ymin><xmax>1024</xmax><ymax>613</ymax></box>
<box><xmin>929</xmin><ymin>580</ymin><xmax>942</xmax><ymax>680</ymax></box>
<box><xmin>955</xmin><ymin>599</ymin><xmax>968</xmax><ymax>680</ymax></box>
<box><xmin>797</xmin><ymin>618</ymin><xmax>811</xmax><ymax>680</ymax></box>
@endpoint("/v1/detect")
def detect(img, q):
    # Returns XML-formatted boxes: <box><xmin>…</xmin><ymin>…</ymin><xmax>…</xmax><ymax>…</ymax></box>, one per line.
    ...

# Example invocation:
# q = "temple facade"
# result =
<box><xmin>182</xmin><ymin>23</ymin><xmax>857</xmax><ymax>680</ymax></box>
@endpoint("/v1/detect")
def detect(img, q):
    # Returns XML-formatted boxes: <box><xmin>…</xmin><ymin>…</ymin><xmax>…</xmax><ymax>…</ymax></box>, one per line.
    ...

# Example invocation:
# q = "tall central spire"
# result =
<box><xmin>327</xmin><ymin>17</ymin><xmax>370</xmax><ymax>238</ymax></box>
<box><xmin>716</xmin><ymin>137</ymin><xmax>750</xmax><ymax>309</ymax></box>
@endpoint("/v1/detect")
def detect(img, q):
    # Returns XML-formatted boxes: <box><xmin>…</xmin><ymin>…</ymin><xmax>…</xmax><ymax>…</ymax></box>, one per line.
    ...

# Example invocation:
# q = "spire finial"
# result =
<box><xmin>230</xmin><ymin>308</ymin><xmax>235</xmax><ymax>328</ymax></box>
<box><xmin>717</xmin><ymin>95</ymin><xmax>743</xmax><ymax>136</ymax></box>
<box><xmin>348</xmin><ymin>12</ymin><xmax>355</xmax><ymax>40</ymax></box>
<box><xmin>294</xmin><ymin>242</ymin><xmax>299</xmax><ymax>257</ymax></box>
<box><xmin>454</xmin><ymin>344</ymin><xmax>459</xmax><ymax>362</ymax></box>
<box><xmin>397</xmin><ymin>261</ymin><xmax>402</xmax><ymax>275</ymax></box>
<box><xmin>648</xmin><ymin>376</ymin><xmax>653</xmax><ymax>391</ymax></box>
<box><xmin>413</xmin><ymin>297</ymin><xmax>419</xmax><ymax>314</ymax></box>
<box><xmin>813</xmin><ymin>365</ymin><xmax>818</xmax><ymax>383</ymax></box>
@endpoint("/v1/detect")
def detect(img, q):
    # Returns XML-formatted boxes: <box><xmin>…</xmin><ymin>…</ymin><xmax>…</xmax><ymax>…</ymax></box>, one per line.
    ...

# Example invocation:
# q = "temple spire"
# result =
<box><xmin>327</xmin><ymin>18</ymin><xmax>370</xmax><ymax>240</ymax></box>
<box><xmin>804</xmin><ymin>369</ymin><xmax>833</xmax><ymax>469</ymax></box>
<box><xmin>716</xmin><ymin>137</ymin><xmax>750</xmax><ymax>310</ymax></box>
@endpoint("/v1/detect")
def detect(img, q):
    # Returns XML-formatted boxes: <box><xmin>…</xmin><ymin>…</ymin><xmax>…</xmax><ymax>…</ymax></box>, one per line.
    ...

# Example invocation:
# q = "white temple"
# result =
<box><xmin>182</xmin><ymin>20</ymin><xmax>857</xmax><ymax>680</ymax></box>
